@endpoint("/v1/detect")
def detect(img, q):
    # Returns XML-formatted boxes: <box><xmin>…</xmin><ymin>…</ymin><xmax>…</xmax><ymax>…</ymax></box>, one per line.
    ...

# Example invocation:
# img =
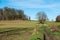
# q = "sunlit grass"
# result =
<box><xmin>0</xmin><ymin>20</ymin><xmax>60</xmax><ymax>28</ymax></box>
<box><xmin>0</xmin><ymin>20</ymin><xmax>38</xmax><ymax>28</ymax></box>
<box><xmin>0</xmin><ymin>20</ymin><xmax>60</xmax><ymax>40</ymax></box>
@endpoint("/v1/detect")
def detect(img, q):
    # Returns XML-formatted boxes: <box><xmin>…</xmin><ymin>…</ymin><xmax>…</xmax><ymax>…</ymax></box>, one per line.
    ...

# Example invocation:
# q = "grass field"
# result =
<box><xmin>0</xmin><ymin>20</ymin><xmax>60</xmax><ymax>28</ymax></box>
<box><xmin>0</xmin><ymin>20</ymin><xmax>60</xmax><ymax>40</ymax></box>
<box><xmin>0</xmin><ymin>20</ymin><xmax>37</xmax><ymax>40</ymax></box>
<box><xmin>0</xmin><ymin>20</ymin><xmax>38</xmax><ymax>28</ymax></box>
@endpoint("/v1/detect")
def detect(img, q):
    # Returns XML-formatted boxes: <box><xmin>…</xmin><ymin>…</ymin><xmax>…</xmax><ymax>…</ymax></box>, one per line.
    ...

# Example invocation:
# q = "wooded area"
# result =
<box><xmin>0</xmin><ymin>7</ymin><xmax>29</xmax><ymax>20</ymax></box>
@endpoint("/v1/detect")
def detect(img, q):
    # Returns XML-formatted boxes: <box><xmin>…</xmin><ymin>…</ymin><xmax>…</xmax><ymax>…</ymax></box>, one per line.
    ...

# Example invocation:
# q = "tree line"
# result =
<box><xmin>0</xmin><ymin>7</ymin><xmax>60</xmax><ymax>22</ymax></box>
<box><xmin>0</xmin><ymin>7</ymin><xmax>30</xmax><ymax>20</ymax></box>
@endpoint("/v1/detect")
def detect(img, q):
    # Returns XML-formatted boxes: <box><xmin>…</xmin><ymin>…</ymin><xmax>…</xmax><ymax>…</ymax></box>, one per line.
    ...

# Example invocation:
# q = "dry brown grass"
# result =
<box><xmin>0</xmin><ymin>20</ymin><xmax>37</xmax><ymax>28</ymax></box>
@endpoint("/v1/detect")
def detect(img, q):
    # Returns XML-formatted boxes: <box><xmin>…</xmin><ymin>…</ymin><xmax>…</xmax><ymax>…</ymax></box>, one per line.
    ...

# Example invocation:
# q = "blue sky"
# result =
<box><xmin>0</xmin><ymin>0</ymin><xmax>60</xmax><ymax>21</ymax></box>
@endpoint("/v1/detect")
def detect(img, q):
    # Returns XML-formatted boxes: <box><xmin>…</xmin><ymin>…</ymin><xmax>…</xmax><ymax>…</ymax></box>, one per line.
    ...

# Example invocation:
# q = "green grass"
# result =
<box><xmin>0</xmin><ymin>20</ymin><xmax>60</xmax><ymax>40</ymax></box>
<box><xmin>52</xmin><ymin>32</ymin><xmax>60</xmax><ymax>35</ymax></box>
<box><xmin>29</xmin><ymin>30</ymin><xmax>43</xmax><ymax>40</ymax></box>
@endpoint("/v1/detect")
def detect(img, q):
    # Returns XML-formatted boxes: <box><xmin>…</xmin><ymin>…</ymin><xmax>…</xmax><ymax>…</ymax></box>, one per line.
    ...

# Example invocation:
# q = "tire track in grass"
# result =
<box><xmin>0</xmin><ymin>28</ymin><xmax>33</xmax><ymax>40</ymax></box>
<box><xmin>32</xmin><ymin>26</ymin><xmax>58</xmax><ymax>40</ymax></box>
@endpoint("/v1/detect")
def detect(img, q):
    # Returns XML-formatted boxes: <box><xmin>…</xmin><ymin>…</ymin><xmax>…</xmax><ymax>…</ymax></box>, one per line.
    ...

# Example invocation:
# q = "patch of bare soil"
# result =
<box><xmin>32</xmin><ymin>27</ymin><xmax>38</xmax><ymax>35</ymax></box>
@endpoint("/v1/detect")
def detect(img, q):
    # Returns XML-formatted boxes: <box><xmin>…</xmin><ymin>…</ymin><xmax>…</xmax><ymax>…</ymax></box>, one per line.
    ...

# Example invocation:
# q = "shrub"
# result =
<box><xmin>56</xmin><ymin>15</ymin><xmax>60</xmax><ymax>22</ymax></box>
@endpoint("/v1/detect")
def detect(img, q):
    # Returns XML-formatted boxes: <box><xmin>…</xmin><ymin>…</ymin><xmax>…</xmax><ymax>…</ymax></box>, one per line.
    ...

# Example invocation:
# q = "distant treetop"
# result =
<box><xmin>56</xmin><ymin>15</ymin><xmax>60</xmax><ymax>22</ymax></box>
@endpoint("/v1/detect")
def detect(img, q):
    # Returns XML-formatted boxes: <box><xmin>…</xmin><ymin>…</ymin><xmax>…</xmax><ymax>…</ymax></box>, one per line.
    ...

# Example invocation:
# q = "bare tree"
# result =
<box><xmin>37</xmin><ymin>11</ymin><xmax>47</xmax><ymax>24</ymax></box>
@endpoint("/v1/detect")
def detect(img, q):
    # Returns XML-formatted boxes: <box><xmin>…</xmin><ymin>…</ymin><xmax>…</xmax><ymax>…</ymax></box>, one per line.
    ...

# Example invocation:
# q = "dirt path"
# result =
<box><xmin>44</xmin><ymin>29</ymin><xmax>57</xmax><ymax>40</ymax></box>
<box><xmin>32</xmin><ymin>27</ymin><xmax>59</xmax><ymax>40</ymax></box>
<box><xmin>0</xmin><ymin>28</ymin><xmax>33</xmax><ymax>40</ymax></box>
